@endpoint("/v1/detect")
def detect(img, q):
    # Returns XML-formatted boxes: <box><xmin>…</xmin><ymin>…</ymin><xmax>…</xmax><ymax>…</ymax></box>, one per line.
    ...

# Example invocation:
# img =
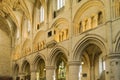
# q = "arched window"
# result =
<box><xmin>57</xmin><ymin>0</ymin><xmax>65</xmax><ymax>10</ymax></box>
<box><xmin>40</xmin><ymin>6</ymin><xmax>44</xmax><ymax>22</ymax></box>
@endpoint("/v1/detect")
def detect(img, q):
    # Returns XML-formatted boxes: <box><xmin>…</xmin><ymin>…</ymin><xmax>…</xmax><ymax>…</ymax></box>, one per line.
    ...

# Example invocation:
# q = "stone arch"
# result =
<box><xmin>72</xmin><ymin>34</ymin><xmax>107</xmax><ymax>61</ymax></box>
<box><xmin>33</xmin><ymin>31</ymin><xmax>45</xmax><ymax>51</ymax></box>
<box><xmin>114</xmin><ymin>31</ymin><xmax>120</xmax><ymax>52</ymax></box>
<box><xmin>20</xmin><ymin>60</ymin><xmax>31</xmax><ymax>80</ymax></box>
<box><xmin>0</xmin><ymin>5</ymin><xmax>19</xmax><ymax>28</ymax></box>
<box><xmin>51</xmin><ymin>18</ymin><xmax>69</xmax><ymax>42</ymax></box>
<box><xmin>13</xmin><ymin>63</ymin><xmax>20</xmax><ymax>80</ymax></box>
<box><xmin>72</xmin><ymin>34</ymin><xmax>107</xmax><ymax>80</ymax></box>
<box><xmin>73</xmin><ymin>0</ymin><xmax>105</xmax><ymax>23</ymax></box>
<box><xmin>32</xmin><ymin>54</ymin><xmax>46</xmax><ymax>79</ymax></box>
<box><xmin>48</xmin><ymin>45</ymin><xmax>68</xmax><ymax>65</ymax></box>
<box><xmin>48</xmin><ymin>45</ymin><xmax>69</xmax><ymax>80</ymax></box>
<box><xmin>32</xmin><ymin>54</ymin><xmax>46</xmax><ymax>68</ymax></box>
<box><xmin>73</xmin><ymin>0</ymin><xmax>105</xmax><ymax>34</ymax></box>
<box><xmin>13</xmin><ymin>63</ymin><xmax>19</xmax><ymax>75</ymax></box>
<box><xmin>21</xmin><ymin>60</ymin><xmax>31</xmax><ymax>80</ymax></box>
<box><xmin>21</xmin><ymin>60</ymin><xmax>30</xmax><ymax>72</ymax></box>
<box><xmin>51</xmin><ymin>18</ymin><xmax>69</xmax><ymax>28</ymax></box>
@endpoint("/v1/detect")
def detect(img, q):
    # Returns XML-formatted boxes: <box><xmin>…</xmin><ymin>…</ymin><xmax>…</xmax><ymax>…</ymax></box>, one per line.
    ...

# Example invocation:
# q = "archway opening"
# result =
<box><xmin>55</xmin><ymin>53</ymin><xmax>67</xmax><ymax>80</ymax></box>
<box><xmin>79</xmin><ymin>44</ymin><xmax>105</xmax><ymax>80</ymax></box>
<box><xmin>22</xmin><ymin>61</ymin><xmax>31</xmax><ymax>80</ymax></box>
<box><xmin>36</xmin><ymin>59</ymin><xmax>46</xmax><ymax>80</ymax></box>
<box><xmin>14</xmin><ymin>64</ymin><xmax>19</xmax><ymax>80</ymax></box>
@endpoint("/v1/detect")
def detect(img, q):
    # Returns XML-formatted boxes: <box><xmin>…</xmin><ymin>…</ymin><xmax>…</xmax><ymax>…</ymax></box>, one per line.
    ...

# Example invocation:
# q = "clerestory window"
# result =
<box><xmin>57</xmin><ymin>0</ymin><xmax>65</xmax><ymax>10</ymax></box>
<box><xmin>40</xmin><ymin>6</ymin><xmax>44</xmax><ymax>22</ymax></box>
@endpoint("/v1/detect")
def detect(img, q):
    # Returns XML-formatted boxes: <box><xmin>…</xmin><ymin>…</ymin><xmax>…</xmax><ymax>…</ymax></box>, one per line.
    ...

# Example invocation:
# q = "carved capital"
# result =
<box><xmin>45</xmin><ymin>66</ymin><xmax>56</xmax><ymax>70</ymax></box>
<box><xmin>68</xmin><ymin>61</ymin><xmax>81</xmax><ymax>66</ymax></box>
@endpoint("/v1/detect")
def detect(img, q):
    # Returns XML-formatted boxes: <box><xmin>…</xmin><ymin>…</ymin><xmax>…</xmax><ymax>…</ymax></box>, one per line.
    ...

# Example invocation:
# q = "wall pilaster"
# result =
<box><xmin>108</xmin><ymin>53</ymin><xmax>120</xmax><ymax>80</ymax></box>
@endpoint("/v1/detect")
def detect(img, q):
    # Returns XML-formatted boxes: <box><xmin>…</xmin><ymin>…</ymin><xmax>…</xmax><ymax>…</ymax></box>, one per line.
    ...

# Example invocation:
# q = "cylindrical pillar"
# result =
<box><xmin>30</xmin><ymin>64</ymin><xmax>36</xmax><ymax>80</ymax></box>
<box><xmin>46</xmin><ymin>66</ymin><xmax>56</xmax><ymax>80</ymax></box>
<box><xmin>68</xmin><ymin>61</ymin><xmax>80</xmax><ymax>80</ymax></box>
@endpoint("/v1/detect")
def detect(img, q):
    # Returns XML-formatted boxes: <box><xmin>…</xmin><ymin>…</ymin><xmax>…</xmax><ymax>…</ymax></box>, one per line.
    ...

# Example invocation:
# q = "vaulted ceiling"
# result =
<box><xmin>0</xmin><ymin>0</ymin><xmax>42</xmax><ymax>36</ymax></box>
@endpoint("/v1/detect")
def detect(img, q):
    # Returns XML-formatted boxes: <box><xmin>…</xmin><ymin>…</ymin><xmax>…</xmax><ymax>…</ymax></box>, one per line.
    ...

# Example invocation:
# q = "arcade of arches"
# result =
<box><xmin>0</xmin><ymin>0</ymin><xmax>120</xmax><ymax>80</ymax></box>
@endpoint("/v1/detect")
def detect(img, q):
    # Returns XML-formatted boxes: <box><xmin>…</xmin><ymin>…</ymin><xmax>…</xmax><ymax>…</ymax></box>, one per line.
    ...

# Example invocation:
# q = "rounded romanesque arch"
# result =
<box><xmin>73</xmin><ymin>0</ymin><xmax>105</xmax><ymax>34</ymax></box>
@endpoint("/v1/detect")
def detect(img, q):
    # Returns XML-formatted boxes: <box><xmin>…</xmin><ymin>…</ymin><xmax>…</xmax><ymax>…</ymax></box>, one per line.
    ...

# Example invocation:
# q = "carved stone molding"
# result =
<box><xmin>108</xmin><ymin>53</ymin><xmax>120</xmax><ymax>59</ymax></box>
<box><xmin>45</xmin><ymin>66</ymin><xmax>56</xmax><ymax>70</ymax></box>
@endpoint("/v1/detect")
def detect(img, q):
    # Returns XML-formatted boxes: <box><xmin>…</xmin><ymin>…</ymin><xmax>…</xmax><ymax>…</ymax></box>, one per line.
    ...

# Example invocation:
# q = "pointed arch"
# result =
<box><xmin>48</xmin><ymin>45</ymin><xmax>69</xmax><ymax>65</ymax></box>
<box><xmin>13</xmin><ymin>63</ymin><xmax>19</xmax><ymax>75</ymax></box>
<box><xmin>21</xmin><ymin>60</ymin><xmax>30</xmax><ymax>72</ymax></box>
<box><xmin>32</xmin><ymin>53</ymin><xmax>46</xmax><ymax>65</ymax></box>
<box><xmin>72</xmin><ymin>34</ymin><xmax>107</xmax><ymax>61</ymax></box>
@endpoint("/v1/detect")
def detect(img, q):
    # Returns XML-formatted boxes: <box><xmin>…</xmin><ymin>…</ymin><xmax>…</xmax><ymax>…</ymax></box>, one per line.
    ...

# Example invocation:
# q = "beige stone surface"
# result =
<box><xmin>0</xmin><ymin>0</ymin><xmax>120</xmax><ymax>80</ymax></box>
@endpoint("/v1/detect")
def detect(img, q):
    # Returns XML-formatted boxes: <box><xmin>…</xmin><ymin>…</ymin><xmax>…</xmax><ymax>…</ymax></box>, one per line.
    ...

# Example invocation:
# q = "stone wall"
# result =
<box><xmin>0</xmin><ymin>29</ymin><xmax>11</xmax><ymax>76</ymax></box>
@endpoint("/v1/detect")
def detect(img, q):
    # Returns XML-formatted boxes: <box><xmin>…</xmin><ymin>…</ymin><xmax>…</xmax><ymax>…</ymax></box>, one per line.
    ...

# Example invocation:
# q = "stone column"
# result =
<box><xmin>46</xmin><ymin>66</ymin><xmax>56</xmax><ymax>80</ymax></box>
<box><xmin>31</xmin><ymin>71</ymin><xmax>36</xmax><ymax>80</ymax></box>
<box><xmin>68</xmin><ymin>61</ymin><xmax>80</xmax><ymax>80</ymax></box>
<box><xmin>30</xmin><ymin>64</ymin><xmax>36</xmax><ymax>80</ymax></box>
<box><xmin>108</xmin><ymin>53</ymin><xmax>120</xmax><ymax>80</ymax></box>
